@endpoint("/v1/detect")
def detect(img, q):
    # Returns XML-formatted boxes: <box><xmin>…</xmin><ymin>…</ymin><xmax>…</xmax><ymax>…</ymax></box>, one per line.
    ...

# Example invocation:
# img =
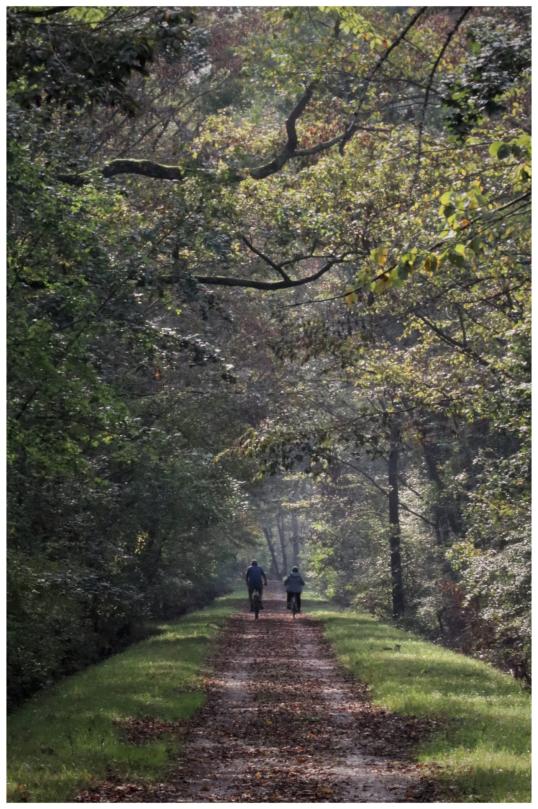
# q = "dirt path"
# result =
<box><xmin>78</xmin><ymin>590</ymin><xmax>438</xmax><ymax>802</ymax></box>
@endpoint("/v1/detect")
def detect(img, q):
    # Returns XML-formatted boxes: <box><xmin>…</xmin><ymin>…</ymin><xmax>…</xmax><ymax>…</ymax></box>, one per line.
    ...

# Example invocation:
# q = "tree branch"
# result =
<box><xmin>415</xmin><ymin>314</ymin><xmax>490</xmax><ymax>368</ymax></box>
<box><xmin>58</xmin><ymin>159</ymin><xmax>185</xmax><ymax>186</ymax></box>
<box><xmin>194</xmin><ymin>257</ymin><xmax>342</xmax><ymax>291</ymax></box>
<box><xmin>58</xmin><ymin>85</ymin><xmax>319</xmax><ymax>186</ymax></box>
<box><xmin>249</xmin><ymin>82</ymin><xmax>317</xmax><ymax>179</ymax></box>
<box><xmin>410</xmin><ymin>8</ymin><xmax>472</xmax><ymax>189</ymax></box>
<box><xmin>16</xmin><ymin>6</ymin><xmax>74</xmax><ymax>17</ymax></box>
<box><xmin>240</xmin><ymin>236</ymin><xmax>291</xmax><ymax>282</ymax></box>
<box><xmin>56</xmin><ymin>13</ymin><xmax>432</xmax><ymax>188</ymax></box>
<box><xmin>103</xmin><ymin>159</ymin><xmax>184</xmax><ymax>180</ymax></box>
<box><xmin>281</xmin><ymin>192</ymin><xmax>530</xmax><ymax>307</ymax></box>
<box><xmin>340</xmin><ymin>7</ymin><xmax>428</xmax><ymax>153</ymax></box>
<box><xmin>337</xmin><ymin>457</ymin><xmax>435</xmax><ymax>527</ymax></box>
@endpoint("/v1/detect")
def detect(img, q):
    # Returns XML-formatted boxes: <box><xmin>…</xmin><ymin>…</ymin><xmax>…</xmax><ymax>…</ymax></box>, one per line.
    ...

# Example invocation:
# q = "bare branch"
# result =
<box><xmin>195</xmin><ymin>257</ymin><xmax>343</xmax><ymax>291</ymax></box>
<box><xmin>294</xmin><ymin>135</ymin><xmax>344</xmax><ymax>157</ymax></box>
<box><xmin>15</xmin><ymin>6</ymin><xmax>74</xmax><ymax>17</ymax></box>
<box><xmin>286</xmin><ymin>83</ymin><xmax>316</xmax><ymax>150</ymax></box>
<box><xmin>240</xmin><ymin>236</ymin><xmax>291</xmax><ymax>282</ymax></box>
<box><xmin>103</xmin><ymin>159</ymin><xmax>184</xmax><ymax>180</ymax></box>
<box><xmin>58</xmin><ymin>158</ymin><xmax>185</xmax><ymax>185</ymax></box>
<box><xmin>249</xmin><ymin>82</ymin><xmax>317</xmax><ymax>179</ymax></box>
<box><xmin>410</xmin><ymin>8</ymin><xmax>473</xmax><ymax>189</ymax></box>
<box><xmin>340</xmin><ymin>6</ymin><xmax>428</xmax><ymax>153</ymax></box>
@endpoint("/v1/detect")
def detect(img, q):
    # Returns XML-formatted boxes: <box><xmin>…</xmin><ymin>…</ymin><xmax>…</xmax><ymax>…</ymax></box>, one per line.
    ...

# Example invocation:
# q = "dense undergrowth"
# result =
<box><xmin>310</xmin><ymin>599</ymin><xmax>531</xmax><ymax>803</ymax></box>
<box><xmin>7</xmin><ymin>594</ymin><xmax>242</xmax><ymax>803</ymax></box>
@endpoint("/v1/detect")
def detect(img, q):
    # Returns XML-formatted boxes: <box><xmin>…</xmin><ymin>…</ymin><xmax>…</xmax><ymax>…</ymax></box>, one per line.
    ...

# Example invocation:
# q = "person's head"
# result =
<box><xmin>251</xmin><ymin>560</ymin><xmax>258</xmax><ymax>566</ymax></box>
<box><xmin>292</xmin><ymin>565</ymin><xmax>299</xmax><ymax>573</ymax></box>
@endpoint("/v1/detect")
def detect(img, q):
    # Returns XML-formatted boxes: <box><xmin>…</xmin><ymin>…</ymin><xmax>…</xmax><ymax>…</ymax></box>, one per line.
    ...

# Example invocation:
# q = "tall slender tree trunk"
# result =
<box><xmin>418</xmin><ymin>429</ymin><xmax>462</xmax><ymax>635</ymax></box>
<box><xmin>276</xmin><ymin>510</ymin><xmax>288</xmax><ymax>574</ymax></box>
<box><xmin>291</xmin><ymin>511</ymin><xmax>300</xmax><ymax>567</ymax></box>
<box><xmin>388</xmin><ymin>420</ymin><xmax>405</xmax><ymax>620</ymax></box>
<box><xmin>263</xmin><ymin>525</ymin><xmax>281</xmax><ymax>578</ymax></box>
<box><xmin>421</xmin><ymin>435</ymin><xmax>464</xmax><ymax>539</ymax></box>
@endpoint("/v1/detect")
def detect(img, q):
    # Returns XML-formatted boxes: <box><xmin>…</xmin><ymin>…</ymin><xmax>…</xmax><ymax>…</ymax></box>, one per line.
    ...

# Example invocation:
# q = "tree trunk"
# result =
<box><xmin>388</xmin><ymin>420</ymin><xmax>405</xmax><ymax>620</ymax></box>
<box><xmin>421</xmin><ymin>436</ymin><xmax>464</xmax><ymax>539</ymax></box>
<box><xmin>263</xmin><ymin>525</ymin><xmax>281</xmax><ymax>578</ymax></box>
<box><xmin>276</xmin><ymin>510</ymin><xmax>288</xmax><ymax>574</ymax></box>
<box><xmin>291</xmin><ymin>511</ymin><xmax>300</xmax><ymax>567</ymax></box>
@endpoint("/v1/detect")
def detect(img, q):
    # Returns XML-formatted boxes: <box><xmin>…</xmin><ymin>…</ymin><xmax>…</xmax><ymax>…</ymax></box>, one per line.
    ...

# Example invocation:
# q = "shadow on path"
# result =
<box><xmin>77</xmin><ymin>587</ymin><xmax>439</xmax><ymax>802</ymax></box>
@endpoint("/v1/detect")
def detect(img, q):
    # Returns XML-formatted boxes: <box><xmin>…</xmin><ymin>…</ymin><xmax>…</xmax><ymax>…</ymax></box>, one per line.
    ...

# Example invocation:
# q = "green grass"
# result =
<box><xmin>8</xmin><ymin>593</ymin><xmax>531</xmax><ymax>803</ymax></box>
<box><xmin>7</xmin><ymin>593</ymin><xmax>243</xmax><ymax>802</ymax></box>
<box><xmin>306</xmin><ymin>599</ymin><xmax>531</xmax><ymax>803</ymax></box>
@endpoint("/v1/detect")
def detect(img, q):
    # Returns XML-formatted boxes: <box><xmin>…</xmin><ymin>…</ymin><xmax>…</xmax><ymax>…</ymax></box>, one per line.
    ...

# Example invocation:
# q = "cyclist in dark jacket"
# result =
<box><xmin>245</xmin><ymin>560</ymin><xmax>267</xmax><ymax>611</ymax></box>
<box><xmin>284</xmin><ymin>566</ymin><xmax>305</xmax><ymax>612</ymax></box>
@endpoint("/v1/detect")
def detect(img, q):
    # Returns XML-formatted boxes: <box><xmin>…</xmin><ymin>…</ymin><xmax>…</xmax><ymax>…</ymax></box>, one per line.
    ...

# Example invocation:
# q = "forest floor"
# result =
<box><xmin>77</xmin><ymin>588</ymin><xmax>441</xmax><ymax>802</ymax></box>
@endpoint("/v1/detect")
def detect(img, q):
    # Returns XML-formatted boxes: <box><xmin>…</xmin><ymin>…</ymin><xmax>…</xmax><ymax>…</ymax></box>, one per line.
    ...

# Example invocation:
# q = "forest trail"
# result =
<box><xmin>77</xmin><ymin>587</ymin><xmax>438</xmax><ymax>802</ymax></box>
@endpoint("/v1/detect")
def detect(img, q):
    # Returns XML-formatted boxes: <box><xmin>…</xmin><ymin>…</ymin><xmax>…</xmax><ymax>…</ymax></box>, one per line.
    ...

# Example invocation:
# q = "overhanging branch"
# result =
<box><xmin>103</xmin><ymin>159</ymin><xmax>184</xmax><ymax>180</ymax></box>
<box><xmin>58</xmin><ymin>84</ymin><xmax>320</xmax><ymax>186</ymax></box>
<box><xmin>194</xmin><ymin>257</ymin><xmax>343</xmax><ymax>290</ymax></box>
<box><xmin>241</xmin><ymin>235</ymin><xmax>291</xmax><ymax>282</ymax></box>
<box><xmin>58</xmin><ymin>159</ymin><xmax>185</xmax><ymax>186</ymax></box>
<box><xmin>249</xmin><ymin>82</ymin><xmax>317</xmax><ymax>179</ymax></box>
<box><xmin>56</xmin><ymin>13</ymin><xmax>431</xmax><ymax>188</ymax></box>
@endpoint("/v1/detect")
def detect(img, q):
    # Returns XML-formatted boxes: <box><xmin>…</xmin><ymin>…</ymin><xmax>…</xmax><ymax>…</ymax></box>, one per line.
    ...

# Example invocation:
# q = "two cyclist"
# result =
<box><xmin>245</xmin><ymin>561</ymin><xmax>305</xmax><ymax>613</ymax></box>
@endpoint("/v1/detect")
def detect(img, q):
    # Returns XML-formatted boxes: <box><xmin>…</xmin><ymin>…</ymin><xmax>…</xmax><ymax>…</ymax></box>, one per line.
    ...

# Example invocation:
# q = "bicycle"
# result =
<box><xmin>251</xmin><ymin>589</ymin><xmax>262</xmax><ymax>620</ymax></box>
<box><xmin>290</xmin><ymin>592</ymin><xmax>299</xmax><ymax>619</ymax></box>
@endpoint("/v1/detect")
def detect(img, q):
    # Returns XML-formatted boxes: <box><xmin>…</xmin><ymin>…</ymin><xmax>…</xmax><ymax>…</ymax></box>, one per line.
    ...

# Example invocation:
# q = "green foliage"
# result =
<box><xmin>7</xmin><ymin>3</ymin><xmax>530</xmax><ymax>713</ymax></box>
<box><xmin>7</xmin><ymin>7</ymin><xmax>193</xmax><ymax>113</ymax></box>
<box><xmin>440</xmin><ymin>11</ymin><xmax>530</xmax><ymax>138</ymax></box>
<box><xmin>7</xmin><ymin>90</ymin><xmax>254</xmax><ymax>705</ymax></box>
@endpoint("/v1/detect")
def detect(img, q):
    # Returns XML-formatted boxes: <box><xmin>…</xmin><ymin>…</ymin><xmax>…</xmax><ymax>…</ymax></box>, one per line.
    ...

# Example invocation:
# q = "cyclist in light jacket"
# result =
<box><xmin>284</xmin><ymin>566</ymin><xmax>305</xmax><ymax>612</ymax></box>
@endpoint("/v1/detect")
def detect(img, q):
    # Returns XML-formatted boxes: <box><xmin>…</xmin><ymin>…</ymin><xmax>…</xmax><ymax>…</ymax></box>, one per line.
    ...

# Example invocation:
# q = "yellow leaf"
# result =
<box><xmin>371</xmin><ymin>245</ymin><xmax>389</xmax><ymax>266</ymax></box>
<box><xmin>424</xmin><ymin>254</ymin><xmax>438</xmax><ymax>273</ymax></box>
<box><xmin>372</xmin><ymin>274</ymin><xmax>391</xmax><ymax>294</ymax></box>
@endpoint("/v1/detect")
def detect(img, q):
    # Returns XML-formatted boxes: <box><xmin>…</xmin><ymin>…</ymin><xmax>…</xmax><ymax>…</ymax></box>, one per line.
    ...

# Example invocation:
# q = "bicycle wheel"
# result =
<box><xmin>253</xmin><ymin>592</ymin><xmax>261</xmax><ymax>620</ymax></box>
<box><xmin>291</xmin><ymin>594</ymin><xmax>298</xmax><ymax>618</ymax></box>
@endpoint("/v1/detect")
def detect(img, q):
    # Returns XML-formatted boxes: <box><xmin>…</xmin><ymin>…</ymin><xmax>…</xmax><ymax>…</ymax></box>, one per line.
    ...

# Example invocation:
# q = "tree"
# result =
<box><xmin>8</xmin><ymin>6</ymin><xmax>531</xmax><ymax>702</ymax></box>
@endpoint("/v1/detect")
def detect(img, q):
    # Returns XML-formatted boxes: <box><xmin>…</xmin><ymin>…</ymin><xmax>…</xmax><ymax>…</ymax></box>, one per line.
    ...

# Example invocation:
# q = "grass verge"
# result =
<box><xmin>7</xmin><ymin>593</ymin><xmax>243</xmax><ymax>802</ymax></box>
<box><xmin>307</xmin><ymin>599</ymin><xmax>531</xmax><ymax>803</ymax></box>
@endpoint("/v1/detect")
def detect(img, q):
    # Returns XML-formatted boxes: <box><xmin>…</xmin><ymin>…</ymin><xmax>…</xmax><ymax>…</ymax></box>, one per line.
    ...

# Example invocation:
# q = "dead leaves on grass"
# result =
<box><xmin>75</xmin><ymin>601</ymin><xmax>442</xmax><ymax>802</ymax></box>
<box><xmin>114</xmin><ymin>716</ymin><xmax>184</xmax><ymax>745</ymax></box>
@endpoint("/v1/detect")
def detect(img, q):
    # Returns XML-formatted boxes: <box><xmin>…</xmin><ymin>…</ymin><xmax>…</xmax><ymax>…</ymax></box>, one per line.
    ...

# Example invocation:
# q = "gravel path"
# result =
<box><xmin>77</xmin><ymin>590</ymin><xmax>438</xmax><ymax>802</ymax></box>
